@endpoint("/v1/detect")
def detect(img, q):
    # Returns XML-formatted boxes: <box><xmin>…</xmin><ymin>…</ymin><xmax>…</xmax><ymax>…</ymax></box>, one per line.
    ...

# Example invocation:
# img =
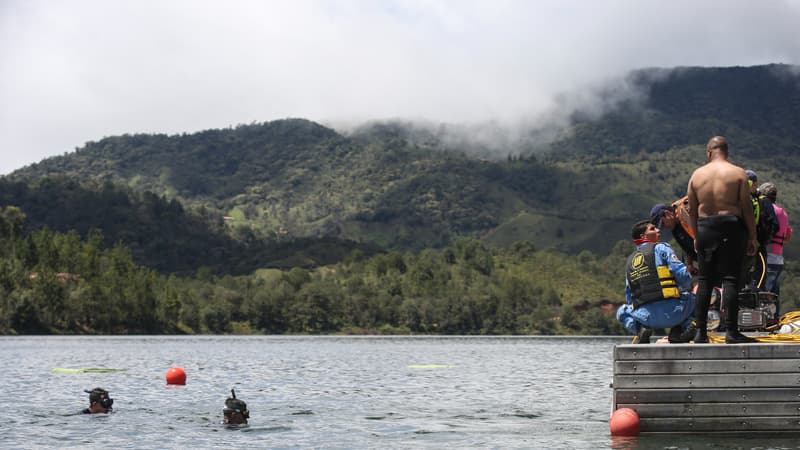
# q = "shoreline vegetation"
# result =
<box><xmin>1</xmin><ymin>205</ymin><xmax>629</xmax><ymax>336</ymax></box>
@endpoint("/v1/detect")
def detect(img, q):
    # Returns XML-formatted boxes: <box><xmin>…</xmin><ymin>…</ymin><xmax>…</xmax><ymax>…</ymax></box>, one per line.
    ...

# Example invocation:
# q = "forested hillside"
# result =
<box><xmin>11</xmin><ymin>65</ymin><xmax>800</xmax><ymax>259</ymax></box>
<box><xmin>4</xmin><ymin>64</ymin><xmax>800</xmax><ymax>335</ymax></box>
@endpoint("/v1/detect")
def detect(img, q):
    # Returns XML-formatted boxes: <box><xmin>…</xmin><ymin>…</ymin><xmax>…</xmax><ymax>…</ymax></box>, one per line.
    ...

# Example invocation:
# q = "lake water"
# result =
<box><xmin>1</xmin><ymin>335</ymin><xmax>799</xmax><ymax>449</ymax></box>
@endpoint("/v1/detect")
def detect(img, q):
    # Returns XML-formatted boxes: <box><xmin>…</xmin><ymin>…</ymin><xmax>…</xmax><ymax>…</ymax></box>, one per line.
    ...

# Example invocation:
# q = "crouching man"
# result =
<box><xmin>617</xmin><ymin>220</ymin><xmax>696</xmax><ymax>343</ymax></box>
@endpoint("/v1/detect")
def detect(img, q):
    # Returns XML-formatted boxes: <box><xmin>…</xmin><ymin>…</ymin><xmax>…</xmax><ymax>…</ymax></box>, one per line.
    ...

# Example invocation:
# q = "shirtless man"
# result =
<box><xmin>687</xmin><ymin>136</ymin><xmax>758</xmax><ymax>344</ymax></box>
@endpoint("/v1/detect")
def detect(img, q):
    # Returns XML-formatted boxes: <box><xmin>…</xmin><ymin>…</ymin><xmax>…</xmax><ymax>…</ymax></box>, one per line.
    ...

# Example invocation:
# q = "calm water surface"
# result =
<box><xmin>1</xmin><ymin>336</ymin><xmax>798</xmax><ymax>449</ymax></box>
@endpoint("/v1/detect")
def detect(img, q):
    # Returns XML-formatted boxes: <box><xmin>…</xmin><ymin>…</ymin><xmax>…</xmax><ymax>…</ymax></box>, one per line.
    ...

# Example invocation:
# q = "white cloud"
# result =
<box><xmin>2</xmin><ymin>0</ymin><xmax>800</xmax><ymax>174</ymax></box>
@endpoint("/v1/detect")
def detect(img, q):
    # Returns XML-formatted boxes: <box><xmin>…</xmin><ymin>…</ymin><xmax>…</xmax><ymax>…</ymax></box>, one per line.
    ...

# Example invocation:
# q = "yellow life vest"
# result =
<box><xmin>626</xmin><ymin>242</ymin><xmax>680</xmax><ymax>308</ymax></box>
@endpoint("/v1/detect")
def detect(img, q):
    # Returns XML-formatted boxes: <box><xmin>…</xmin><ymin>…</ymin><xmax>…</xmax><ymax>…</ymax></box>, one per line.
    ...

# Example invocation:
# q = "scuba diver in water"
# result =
<box><xmin>617</xmin><ymin>220</ymin><xmax>696</xmax><ymax>343</ymax></box>
<box><xmin>82</xmin><ymin>388</ymin><xmax>114</xmax><ymax>414</ymax></box>
<box><xmin>223</xmin><ymin>389</ymin><xmax>249</xmax><ymax>425</ymax></box>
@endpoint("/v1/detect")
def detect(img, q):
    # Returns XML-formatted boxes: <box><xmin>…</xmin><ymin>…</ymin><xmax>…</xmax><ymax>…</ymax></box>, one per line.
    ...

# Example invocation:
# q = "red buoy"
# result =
<box><xmin>166</xmin><ymin>367</ymin><xmax>186</xmax><ymax>385</ymax></box>
<box><xmin>609</xmin><ymin>407</ymin><xmax>640</xmax><ymax>436</ymax></box>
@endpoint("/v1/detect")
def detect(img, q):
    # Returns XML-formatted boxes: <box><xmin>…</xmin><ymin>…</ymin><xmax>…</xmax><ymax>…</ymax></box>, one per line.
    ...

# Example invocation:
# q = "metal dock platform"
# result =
<box><xmin>612</xmin><ymin>343</ymin><xmax>800</xmax><ymax>433</ymax></box>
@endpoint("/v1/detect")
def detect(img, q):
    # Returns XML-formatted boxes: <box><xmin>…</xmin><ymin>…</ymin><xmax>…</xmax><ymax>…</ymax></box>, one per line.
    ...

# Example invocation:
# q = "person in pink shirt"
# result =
<box><xmin>759</xmin><ymin>182</ymin><xmax>792</xmax><ymax>317</ymax></box>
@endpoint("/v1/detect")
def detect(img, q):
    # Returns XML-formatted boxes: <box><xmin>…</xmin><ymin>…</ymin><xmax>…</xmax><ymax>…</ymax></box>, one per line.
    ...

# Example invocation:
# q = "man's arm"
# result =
<box><xmin>784</xmin><ymin>210</ymin><xmax>792</xmax><ymax>242</ymax></box>
<box><xmin>687</xmin><ymin>176</ymin><xmax>699</xmax><ymax>249</ymax></box>
<box><xmin>739</xmin><ymin>176</ymin><xmax>758</xmax><ymax>256</ymax></box>
<box><xmin>685</xmin><ymin>254</ymin><xmax>697</xmax><ymax>275</ymax></box>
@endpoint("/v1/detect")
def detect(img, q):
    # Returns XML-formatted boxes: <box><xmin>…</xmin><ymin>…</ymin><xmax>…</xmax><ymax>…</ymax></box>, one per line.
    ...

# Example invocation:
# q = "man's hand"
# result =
<box><xmin>746</xmin><ymin>239</ymin><xmax>758</xmax><ymax>256</ymax></box>
<box><xmin>686</xmin><ymin>256</ymin><xmax>697</xmax><ymax>276</ymax></box>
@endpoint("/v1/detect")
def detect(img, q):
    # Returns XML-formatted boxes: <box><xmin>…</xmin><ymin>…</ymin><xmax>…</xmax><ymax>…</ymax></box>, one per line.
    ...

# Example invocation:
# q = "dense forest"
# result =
<box><xmin>3</xmin><ymin>64</ymin><xmax>800</xmax><ymax>335</ymax></box>
<box><xmin>1</xmin><ymin>206</ymin><xmax>632</xmax><ymax>335</ymax></box>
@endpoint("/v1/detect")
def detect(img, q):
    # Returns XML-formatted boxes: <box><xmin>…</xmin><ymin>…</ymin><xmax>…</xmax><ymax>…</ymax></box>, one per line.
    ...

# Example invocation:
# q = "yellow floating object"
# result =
<box><xmin>51</xmin><ymin>368</ymin><xmax>128</xmax><ymax>374</ymax></box>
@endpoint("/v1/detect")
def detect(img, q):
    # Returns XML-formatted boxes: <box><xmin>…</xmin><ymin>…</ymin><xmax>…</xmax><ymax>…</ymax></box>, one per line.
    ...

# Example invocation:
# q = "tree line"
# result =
<box><xmin>0</xmin><ymin>206</ymin><xmax>626</xmax><ymax>335</ymax></box>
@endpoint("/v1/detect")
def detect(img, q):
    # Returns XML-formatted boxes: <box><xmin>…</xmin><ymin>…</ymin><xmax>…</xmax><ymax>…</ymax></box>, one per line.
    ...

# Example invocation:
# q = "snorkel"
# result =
<box><xmin>223</xmin><ymin>389</ymin><xmax>249</xmax><ymax>424</ymax></box>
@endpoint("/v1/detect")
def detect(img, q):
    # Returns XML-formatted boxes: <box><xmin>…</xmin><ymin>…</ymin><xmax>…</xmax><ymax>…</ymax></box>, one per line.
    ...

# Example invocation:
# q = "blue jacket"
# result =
<box><xmin>626</xmin><ymin>242</ymin><xmax>691</xmax><ymax>304</ymax></box>
<box><xmin>618</xmin><ymin>241</ymin><xmax>695</xmax><ymax>333</ymax></box>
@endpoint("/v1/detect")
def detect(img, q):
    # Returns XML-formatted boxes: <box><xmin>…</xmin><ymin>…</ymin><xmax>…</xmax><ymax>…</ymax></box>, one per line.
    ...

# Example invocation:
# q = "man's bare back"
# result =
<box><xmin>688</xmin><ymin>160</ymin><xmax>747</xmax><ymax>218</ymax></box>
<box><xmin>687</xmin><ymin>136</ymin><xmax>757</xmax><ymax>254</ymax></box>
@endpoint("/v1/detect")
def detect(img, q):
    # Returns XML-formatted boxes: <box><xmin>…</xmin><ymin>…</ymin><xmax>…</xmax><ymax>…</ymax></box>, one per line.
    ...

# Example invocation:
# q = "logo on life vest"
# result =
<box><xmin>632</xmin><ymin>252</ymin><xmax>645</xmax><ymax>269</ymax></box>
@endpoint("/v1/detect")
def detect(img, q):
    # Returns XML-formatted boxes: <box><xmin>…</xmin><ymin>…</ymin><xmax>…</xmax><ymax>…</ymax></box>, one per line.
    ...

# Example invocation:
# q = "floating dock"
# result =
<box><xmin>612</xmin><ymin>343</ymin><xmax>800</xmax><ymax>433</ymax></box>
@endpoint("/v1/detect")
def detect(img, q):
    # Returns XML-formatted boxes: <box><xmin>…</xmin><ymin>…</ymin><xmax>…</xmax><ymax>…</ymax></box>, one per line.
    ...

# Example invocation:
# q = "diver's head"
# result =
<box><xmin>85</xmin><ymin>388</ymin><xmax>114</xmax><ymax>413</ymax></box>
<box><xmin>223</xmin><ymin>389</ymin><xmax>249</xmax><ymax>424</ymax></box>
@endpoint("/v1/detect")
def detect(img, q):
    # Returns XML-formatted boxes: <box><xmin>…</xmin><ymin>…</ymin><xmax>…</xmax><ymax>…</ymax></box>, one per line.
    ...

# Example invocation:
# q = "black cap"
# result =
<box><xmin>649</xmin><ymin>203</ymin><xmax>670</xmax><ymax>229</ymax></box>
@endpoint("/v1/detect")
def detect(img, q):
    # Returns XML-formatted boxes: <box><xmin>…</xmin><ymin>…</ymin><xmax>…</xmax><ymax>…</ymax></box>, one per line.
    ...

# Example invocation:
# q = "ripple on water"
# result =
<box><xmin>13</xmin><ymin>335</ymin><xmax>787</xmax><ymax>449</ymax></box>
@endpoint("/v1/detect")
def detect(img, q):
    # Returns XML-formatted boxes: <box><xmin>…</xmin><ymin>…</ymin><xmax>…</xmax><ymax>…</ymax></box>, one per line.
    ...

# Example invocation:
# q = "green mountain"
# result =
<box><xmin>0</xmin><ymin>177</ymin><xmax>375</xmax><ymax>275</ymax></box>
<box><xmin>7</xmin><ymin>64</ymin><xmax>800</xmax><ymax>265</ymax></box>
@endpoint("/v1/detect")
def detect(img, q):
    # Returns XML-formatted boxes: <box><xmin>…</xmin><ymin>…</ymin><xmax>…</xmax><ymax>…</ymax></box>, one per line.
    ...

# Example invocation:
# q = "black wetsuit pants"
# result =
<box><xmin>695</xmin><ymin>215</ymin><xmax>747</xmax><ymax>330</ymax></box>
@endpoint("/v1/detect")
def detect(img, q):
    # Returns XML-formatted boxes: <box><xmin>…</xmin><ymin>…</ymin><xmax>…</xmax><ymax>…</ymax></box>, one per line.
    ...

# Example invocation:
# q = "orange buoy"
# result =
<box><xmin>166</xmin><ymin>367</ymin><xmax>186</xmax><ymax>385</ymax></box>
<box><xmin>609</xmin><ymin>407</ymin><xmax>640</xmax><ymax>436</ymax></box>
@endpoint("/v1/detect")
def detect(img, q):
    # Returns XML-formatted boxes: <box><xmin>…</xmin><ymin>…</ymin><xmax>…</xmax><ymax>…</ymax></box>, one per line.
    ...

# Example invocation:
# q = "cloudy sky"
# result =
<box><xmin>2</xmin><ymin>0</ymin><xmax>799</xmax><ymax>175</ymax></box>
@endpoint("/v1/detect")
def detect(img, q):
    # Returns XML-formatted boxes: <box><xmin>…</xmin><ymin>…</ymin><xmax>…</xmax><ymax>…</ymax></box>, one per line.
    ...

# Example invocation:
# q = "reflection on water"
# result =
<box><xmin>1</xmin><ymin>336</ymin><xmax>798</xmax><ymax>449</ymax></box>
